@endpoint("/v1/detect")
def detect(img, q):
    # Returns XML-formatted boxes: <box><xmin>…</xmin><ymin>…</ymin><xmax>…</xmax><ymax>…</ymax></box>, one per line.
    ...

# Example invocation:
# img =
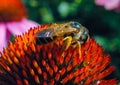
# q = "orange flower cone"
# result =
<box><xmin>0</xmin><ymin>0</ymin><xmax>26</xmax><ymax>22</ymax></box>
<box><xmin>0</xmin><ymin>24</ymin><xmax>118</xmax><ymax>85</ymax></box>
<box><xmin>0</xmin><ymin>0</ymin><xmax>39</xmax><ymax>52</ymax></box>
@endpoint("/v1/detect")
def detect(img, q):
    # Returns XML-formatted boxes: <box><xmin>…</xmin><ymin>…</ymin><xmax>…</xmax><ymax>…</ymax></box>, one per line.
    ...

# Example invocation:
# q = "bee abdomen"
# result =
<box><xmin>36</xmin><ymin>36</ymin><xmax>56</xmax><ymax>44</ymax></box>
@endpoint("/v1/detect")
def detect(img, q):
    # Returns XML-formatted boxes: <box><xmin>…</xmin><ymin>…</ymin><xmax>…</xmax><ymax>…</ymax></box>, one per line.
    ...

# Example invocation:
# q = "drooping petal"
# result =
<box><xmin>104</xmin><ymin>0</ymin><xmax>120</xmax><ymax>10</ymax></box>
<box><xmin>6</xmin><ymin>18</ymin><xmax>39</xmax><ymax>36</ymax></box>
<box><xmin>95</xmin><ymin>0</ymin><xmax>120</xmax><ymax>10</ymax></box>
<box><xmin>20</xmin><ymin>18</ymin><xmax>40</xmax><ymax>32</ymax></box>
<box><xmin>0</xmin><ymin>23</ymin><xmax>7</xmax><ymax>52</ymax></box>
<box><xmin>95</xmin><ymin>0</ymin><xmax>106</xmax><ymax>6</ymax></box>
<box><xmin>6</xmin><ymin>21</ymin><xmax>24</xmax><ymax>35</ymax></box>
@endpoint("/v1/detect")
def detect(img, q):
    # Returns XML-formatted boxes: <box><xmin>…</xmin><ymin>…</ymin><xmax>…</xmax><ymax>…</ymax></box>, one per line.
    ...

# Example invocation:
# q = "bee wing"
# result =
<box><xmin>36</xmin><ymin>29</ymin><xmax>56</xmax><ymax>44</ymax></box>
<box><xmin>36</xmin><ymin>29</ymin><xmax>55</xmax><ymax>38</ymax></box>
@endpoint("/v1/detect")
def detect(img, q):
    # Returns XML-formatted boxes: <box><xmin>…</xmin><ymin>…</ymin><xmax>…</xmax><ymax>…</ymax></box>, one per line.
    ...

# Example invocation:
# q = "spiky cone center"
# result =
<box><xmin>0</xmin><ymin>0</ymin><xmax>26</xmax><ymax>22</ymax></box>
<box><xmin>0</xmin><ymin>24</ymin><xmax>118</xmax><ymax>85</ymax></box>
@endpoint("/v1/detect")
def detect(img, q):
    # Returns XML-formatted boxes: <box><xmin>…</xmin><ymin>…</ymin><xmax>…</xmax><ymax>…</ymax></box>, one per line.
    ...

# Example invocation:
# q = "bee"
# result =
<box><xmin>36</xmin><ymin>21</ymin><xmax>89</xmax><ymax>56</ymax></box>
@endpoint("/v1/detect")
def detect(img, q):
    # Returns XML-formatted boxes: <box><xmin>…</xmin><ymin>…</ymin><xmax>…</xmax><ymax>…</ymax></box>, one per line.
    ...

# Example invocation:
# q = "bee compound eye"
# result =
<box><xmin>70</xmin><ymin>22</ymin><xmax>81</xmax><ymax>30</ymax></box>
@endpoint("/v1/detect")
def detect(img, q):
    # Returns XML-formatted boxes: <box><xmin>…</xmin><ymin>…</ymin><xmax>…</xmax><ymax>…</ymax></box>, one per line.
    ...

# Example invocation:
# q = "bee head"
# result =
<box><xmin>68</xmin><ymin>21</ymin><xmax>89</xmax><ymax>44</ymax></box>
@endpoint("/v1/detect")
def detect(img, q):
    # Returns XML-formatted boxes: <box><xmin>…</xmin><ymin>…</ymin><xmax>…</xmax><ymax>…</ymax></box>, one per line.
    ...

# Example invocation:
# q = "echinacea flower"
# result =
<box><xmin>95</xmin><ymin>0</ymin><xmax>120</xmax><ymax>11</ymax></box>
<box><xmin>0</xmin><ymin>0</ymin><xmax>39</xmax><ymax>52</ymax></box>
<box><xmin>0</xmin><ymin>24</ymin><xmax>118</xmax><ymax>85</ymax></box>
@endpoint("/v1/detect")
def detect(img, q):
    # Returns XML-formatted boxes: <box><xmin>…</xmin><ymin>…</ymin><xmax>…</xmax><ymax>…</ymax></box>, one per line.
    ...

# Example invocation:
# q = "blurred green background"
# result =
<box><xmin>22</xmin><ymin>0</ymin><xmax>120</xmax><ymax>81</ymax></box>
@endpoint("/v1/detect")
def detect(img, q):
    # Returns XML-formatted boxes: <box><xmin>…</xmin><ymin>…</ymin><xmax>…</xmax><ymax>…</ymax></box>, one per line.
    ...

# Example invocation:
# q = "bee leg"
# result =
<box><xmin>70</xmin><ymin>40</ymin><xmax>81</xmax><ymax>57</ymax></box>
<box><xmin>60</xmin><ymin>36</ymin><xmax>72</xmax><ymax>56</ymax></box>
<box><xmin>76</xmin><ymin>41</ymin><xmax>81</xmax><ymax>57</ymax></box>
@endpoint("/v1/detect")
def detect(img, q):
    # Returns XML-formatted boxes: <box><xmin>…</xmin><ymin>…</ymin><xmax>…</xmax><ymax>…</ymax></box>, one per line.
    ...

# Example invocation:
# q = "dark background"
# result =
<box><xmin>22</xmin><ymin>0</ymin><xmax>120</xmax><ymax>82</ymax></box>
